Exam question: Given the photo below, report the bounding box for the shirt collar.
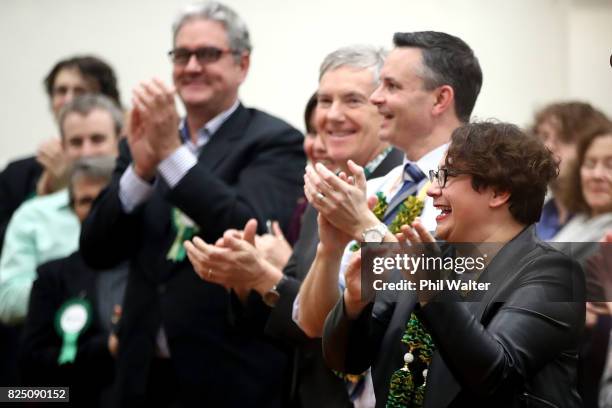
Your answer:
[402,143,449,180]
[179,99,240,148]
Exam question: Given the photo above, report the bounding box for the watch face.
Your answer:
[364,229,384,243]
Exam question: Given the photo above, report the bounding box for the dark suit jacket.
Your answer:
[80,104,306,407]
[0,156,42,254]
[323,226,586,408]
[263,148,403,408]
[20,252,115,408]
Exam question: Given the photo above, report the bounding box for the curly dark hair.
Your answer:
[445,121,559,225]
[531,101,609,144]
[44,55,121,108]
[393,31,482,123]
[559,121,612,214]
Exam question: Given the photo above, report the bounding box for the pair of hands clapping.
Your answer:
[129,78,181,181]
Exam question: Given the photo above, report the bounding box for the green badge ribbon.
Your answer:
[167,207,200,262]
[54,298,92,365]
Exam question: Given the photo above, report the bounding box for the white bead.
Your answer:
[422,369,428,379]
[404,352,414,364]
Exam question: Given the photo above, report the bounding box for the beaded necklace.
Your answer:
[386,313,435,407]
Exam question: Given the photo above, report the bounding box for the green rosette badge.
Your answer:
[167,207,200,262]
[54,298,92,365]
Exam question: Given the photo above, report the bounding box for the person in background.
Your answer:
[0,94,122,325]
[532,102,610,240]
[0,56,121,253]
[20,156,127,408]
[0,58,120,384]
[551,121,612,408]
[281,92,332,246]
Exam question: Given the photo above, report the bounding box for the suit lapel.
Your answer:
[371,148,403,179]
[197,104,249,171]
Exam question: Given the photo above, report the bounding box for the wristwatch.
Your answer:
[361,223,388,243]
[262,276,287,307]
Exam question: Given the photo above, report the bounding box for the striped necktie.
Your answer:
[383,163,426,224]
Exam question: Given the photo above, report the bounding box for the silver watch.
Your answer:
[361,223,388,243]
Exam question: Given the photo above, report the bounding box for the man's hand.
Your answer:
[255,221,292,270]
[184,219,283,295]
[36,137,69,195]
[304,160,379,241]
[127,106,158,181]
[130,78,181,180]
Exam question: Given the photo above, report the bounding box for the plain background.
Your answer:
[1,0,611,167]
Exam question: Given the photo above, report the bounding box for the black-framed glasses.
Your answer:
[168,47,236,65]
[428,168,464,188]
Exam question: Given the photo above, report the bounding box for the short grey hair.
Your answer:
[319,45,387,84]
[68,155,116,205]
[58,94,123,140]
[172,1,252,62]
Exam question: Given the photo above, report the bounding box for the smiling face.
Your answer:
[581,134,612,216]
[315,66,385,168]
[172,18,249,113]
[61,109,118,161]
[428,156,499,243]
[369,47,436,153]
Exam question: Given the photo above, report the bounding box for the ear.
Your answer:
[237,52,250,82]
[431,85,454,117]
[489,189,511,209]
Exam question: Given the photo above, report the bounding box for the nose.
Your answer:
[542,137,559,155]
[313,133,327,154]
[185,54,202,72]
[427,179,442,198]
[64,88,76,104]
[369,84,384,106]
[590,162,609,179]
[81,140,96,157]
[326,100,345,122]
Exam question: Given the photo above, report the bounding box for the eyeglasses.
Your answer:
[428,168,465,188]
[168,47,236,65]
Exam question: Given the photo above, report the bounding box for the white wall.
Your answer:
[1,0,611,168]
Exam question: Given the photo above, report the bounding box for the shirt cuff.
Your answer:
[291,293,301,325]
[158,145,197,189]
[119,166,155,213]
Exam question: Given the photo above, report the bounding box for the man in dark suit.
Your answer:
[322,122,585,407]
[79,2,305,407]
[184,45,403,407]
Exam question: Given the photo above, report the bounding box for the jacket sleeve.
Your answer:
[417,252,585,398]
[80,140,144,270]
[322,296,380,375]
